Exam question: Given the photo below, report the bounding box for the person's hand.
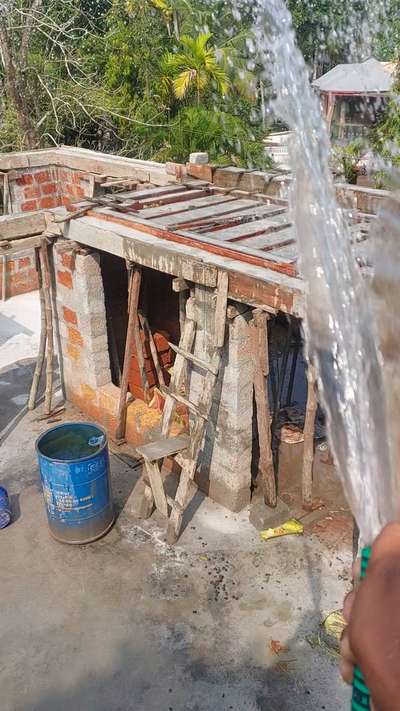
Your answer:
[340,522,400,711]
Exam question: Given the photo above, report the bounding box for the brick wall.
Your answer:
[0,250,38,298]
[53,243,162,446]
[7,165,93,214]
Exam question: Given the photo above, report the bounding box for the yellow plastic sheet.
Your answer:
[260,518,304,541]
[323,610,346,641]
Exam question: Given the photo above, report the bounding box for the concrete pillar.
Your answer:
[190,285,254,512]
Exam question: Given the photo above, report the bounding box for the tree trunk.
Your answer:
[0,22,40,148]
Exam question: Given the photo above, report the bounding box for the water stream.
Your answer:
[254,0,400,544]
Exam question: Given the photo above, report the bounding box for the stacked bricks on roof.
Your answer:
[7,166,93,214]
[0,251,38,298]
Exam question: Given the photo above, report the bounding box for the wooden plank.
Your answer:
[166,457,197,543]
[146,461,168,516]
[198,205,287,235]
[115,265,141,441]
[168,342,218,375]
[201,216,291,242]
[137,434,190,462]
[214,271,229,347]
[133,314,150,402]
[251,312,276,507]
[139,311,165,388]
[116,184,184,201]
[237,228,295,251]
[302,364,317,509]
[139,194,236,220]
[132,189,207,210]
[161,315,196,437]
[101,178,137,188]
[160,385,207,419]
[267,243,298,260]
[158,199,261,227]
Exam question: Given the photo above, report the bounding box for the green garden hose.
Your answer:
[351,546,372,710]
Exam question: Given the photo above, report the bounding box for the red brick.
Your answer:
[62,306,78,325]
[74,186,85,199]
[16,173,33,186]
[6,260,15,273]
[66,184,75,196]
[18,257,31,269]
[72,172,83,185]
[35,170,51,184]
[41,182,57,196]
[24,186,40,199]
[186,163,215,182]
[61,196,71,206]
[59,169,69,182]
[39,196,57,209]
[57,270,73,289]
[61,251,75,271]
[3,267,38,298]
[152,331,170,352]
[68,326,84,347]
[21,200,38,212]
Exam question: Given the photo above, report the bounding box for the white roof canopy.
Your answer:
[312,58,395,95]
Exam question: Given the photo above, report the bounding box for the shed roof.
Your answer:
[312,57,395,95]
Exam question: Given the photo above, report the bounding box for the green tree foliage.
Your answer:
[0,0,267,167]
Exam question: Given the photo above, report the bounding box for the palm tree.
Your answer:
[161,33,230,104]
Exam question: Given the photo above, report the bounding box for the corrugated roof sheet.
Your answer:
[312,57,395,94]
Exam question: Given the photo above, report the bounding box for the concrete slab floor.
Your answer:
[0,404,352,711]
[0,291,41,370]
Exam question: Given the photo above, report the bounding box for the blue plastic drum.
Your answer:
[0,486,11,528]
[36,422,114,544]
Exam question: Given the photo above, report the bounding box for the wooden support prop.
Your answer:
[1,254,6,301]
[302,364,317,510]
[115,264,142,441]
[160,385,207,419]
[251,311,276,507]
[28,248,47,410]
[213,271,229,347]
[133,313,150,404]
[168,342,218,375]
[138,310,165,388]
[40,239,54,415]
[161,315,196,437]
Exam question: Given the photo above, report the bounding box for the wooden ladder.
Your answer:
[136,270,229,544]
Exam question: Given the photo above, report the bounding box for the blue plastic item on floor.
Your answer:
[0,486,11,528]
[36,422,114,544]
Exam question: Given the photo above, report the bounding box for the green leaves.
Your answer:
[161,33,230,102]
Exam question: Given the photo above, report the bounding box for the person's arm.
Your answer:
[340,522,400,711]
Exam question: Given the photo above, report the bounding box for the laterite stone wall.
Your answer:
[0,250,38,298]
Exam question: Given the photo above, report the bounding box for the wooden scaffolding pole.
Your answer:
[115,263,142,441]
[251,310,277,508]
[40,238,55,415]
[28,247,47,410]
[302,363,317,509]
